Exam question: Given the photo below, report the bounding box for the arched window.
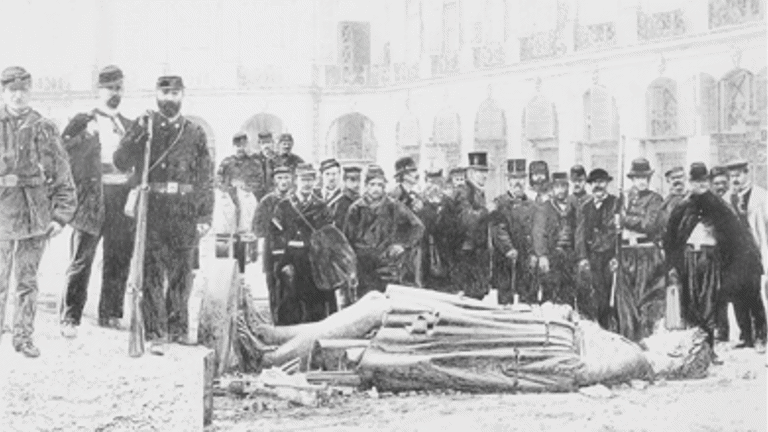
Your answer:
[584,85,620,141]
[475,98,507,198]
[428,111,461,169]
[646,78,678,137]
[326,113,377,164]
[396,113,421,164]
[719,69,755,133]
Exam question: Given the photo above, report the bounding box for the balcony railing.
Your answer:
[575,22,618,51]
[519,31,566,61]
[638,9,687,41]
[431,53,460,76]
[709,0,764,29]
[473,42,506,69]
[322,63,420,88]
[237,65,284,90]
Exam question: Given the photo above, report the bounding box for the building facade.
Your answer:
[7,0,765,197]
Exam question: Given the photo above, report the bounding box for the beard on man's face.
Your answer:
[157,100,181,118]
[106,94,121,109]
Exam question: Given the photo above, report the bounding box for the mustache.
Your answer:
[157,100,181,117]
[106,95,121,109]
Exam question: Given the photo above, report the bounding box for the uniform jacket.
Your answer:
[254,190,289,238]
[0,106,76,240]
[454,181,489,250]
[114,112,214,232]
[317,186,353,230]
[665,191,763,296]
[61,110,132,235]
[622,188,663,239]
[533,198,573,257]
[270,192,332,260]
[216,151,271,201]
[725,184,768,273]
[575,194,619,260]
[270,152,304,171]
[343,194,424,261]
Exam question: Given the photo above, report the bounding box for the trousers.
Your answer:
[0,236,47,343]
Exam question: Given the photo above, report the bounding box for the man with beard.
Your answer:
[271,133,304,173]
[665,163,763,356]
[451,152,491,300]
[448,166,467,189]
[420,169,452,290]
[528,161,550,204]
[0,66,76,357]
[489,159,535,304]
[389,156,425,286]
[344,165,424,297]
[615,158,665,341]
[60,66,134,337]
[114,75,213,355]
[270,163,335,324]
[710,166,729,197]
[575,169,619,328]
[317,158,345,228]
[254,166,294,322]
[568,165,590,210]
[724,159,767,351]
[655,166,687,244]
[534,172,576,305]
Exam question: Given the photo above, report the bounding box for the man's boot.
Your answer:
[14,339,41,358]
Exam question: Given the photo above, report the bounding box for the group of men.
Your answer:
[1,63,765,361]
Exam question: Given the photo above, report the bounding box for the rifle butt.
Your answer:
[128,283,145,357]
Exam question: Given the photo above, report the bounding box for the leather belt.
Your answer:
[148,182,193,194]
[0,174,44,187]
[288,240,306,248]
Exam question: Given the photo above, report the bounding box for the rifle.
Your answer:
[128,113,154,357]
[610,134,627,309]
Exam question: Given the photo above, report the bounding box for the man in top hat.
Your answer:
[575,169,620,328]
[344,164,424,297]
[0,66,76,357]
[489,158,536,304]
[665,163,763,356]
[450,152,492,299]
[114,75,214,354]
[59,65,135,337]
[655,166,687,246]
[254,165,295,322]
[614,157,666,341]
[709,166,729,197]
[724,158,767,351]
[269,163,335,324]
[258,132,276,161]
[533,172,577,305]
[528,160,550,204]
[271,133,304,173]
[389,156,426,286]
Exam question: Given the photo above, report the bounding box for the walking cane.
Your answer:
[511,255,518,305]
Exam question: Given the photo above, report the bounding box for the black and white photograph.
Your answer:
[0,0,766,430]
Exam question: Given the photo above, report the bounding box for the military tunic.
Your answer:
[488,193,531,304]
[575,195,619,328]
[270,192,335,325]
[270,152,304,172]
[617,188,665,342]
[343,195,424,297]
[254,190,290,322]
[0,106,76,344]
[60,109,135,326]
[114,112,213,341]
[451,181,490,300]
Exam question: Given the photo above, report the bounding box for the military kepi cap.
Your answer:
[257,131,273,141]
[570,164,587,179]
[295,163,316,178]
[1,66,31,88]
[448,166,467,176]
[507,159,526,177]
[689,162,708,181]
[344,165,362,177]
[552,172,568,183]
[272,165,293,177]
[395,156,418,176]
[365,164,387,183]
[320,158,341,172]
[278,133,294,143]
[156,75,184,90]
[98,65,123,87]
[724,158,748,171]
[468,152,489,171]
[664,166,684,178]
[232,131,248,145]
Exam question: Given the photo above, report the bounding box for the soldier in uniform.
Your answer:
[253,166,294,323]
[317,158,345,228]
[575,169,619,328]
[60,65,134,337]
[709,166,729,197]
[330,165,362,231]
[616,158,665,341]
[344,165,424,297]
[270,163,335,324]
[343,165,362,196]
[724,159,767,351]
[0,66,76,357]
[271,133,304,172]
[451,152,491,300]
[533,172,576,305]
[389,156,425,286]
[258,132,276,162]
[114,75,214,355]
[665,163,763,356]
[489,159,534,304]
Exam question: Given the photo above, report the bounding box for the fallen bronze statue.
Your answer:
[228,284,713,395]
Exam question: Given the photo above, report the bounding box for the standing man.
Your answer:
[534,172,576,305]
[709,166,729,197]
[258,132,276,161]
[451,152,491,300]
[489,159,533,304]
[114,75,213,355]
[317,158,345,227]
[0,66,76,357]
[575,169,619,329]
[568,165,590,210]
[389,156,425,286]
[708,165,731,340]
[528,160,550,204]
[724,158,767,351]
[330,165,362,231]
[665,163,763,355]
[421,169,452,290]
[344,164,424,297]
[271,133,304,173]
[253,166,294,322]
[60,65,134,336]
[270,163,335,324]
